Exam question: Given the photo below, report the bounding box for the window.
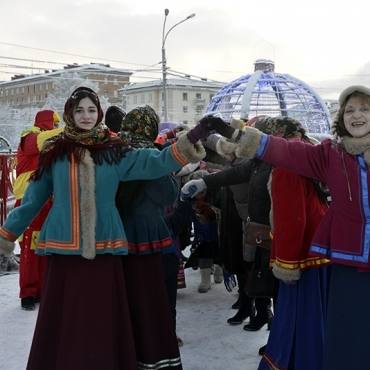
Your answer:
[148,93,152,102]
[209,94,214,101]
[182,92,188,101]
[140,94,145,103]
[183,106,188,113]
[183,120,188,125]
[133,95,137,104]
[196,93,202,99]
[196,105,204,113]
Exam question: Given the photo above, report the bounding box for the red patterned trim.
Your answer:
[262,353,286,370]
[37,156,80,251]
[171,143,189,166]
[0,227,18,242]
[96,239,128,249]
[127,237,173,254]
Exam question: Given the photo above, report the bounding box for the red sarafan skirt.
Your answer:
[26,254,182,370]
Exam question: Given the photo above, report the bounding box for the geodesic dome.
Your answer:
[206,59,331,135]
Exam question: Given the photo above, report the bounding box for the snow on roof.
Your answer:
[122,78,224,91]
[0,64,132,86]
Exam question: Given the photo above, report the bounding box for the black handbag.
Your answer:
[245,247,275,298]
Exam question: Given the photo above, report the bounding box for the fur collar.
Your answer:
[79,151,96,259]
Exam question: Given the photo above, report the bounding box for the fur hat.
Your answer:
[333,85,370,138]
[34,110,60,130]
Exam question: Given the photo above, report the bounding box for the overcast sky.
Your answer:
[1,0,370,99]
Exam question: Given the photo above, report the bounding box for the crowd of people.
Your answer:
[0,83,369,370]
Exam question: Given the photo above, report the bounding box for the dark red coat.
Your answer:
[259,135,370,270]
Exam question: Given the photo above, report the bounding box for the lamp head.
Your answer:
[164,8,169,16]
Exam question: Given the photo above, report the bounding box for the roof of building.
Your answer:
[121,78,224,92]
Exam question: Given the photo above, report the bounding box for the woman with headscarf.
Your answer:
[201,85,370,370]
[0,87,209,370]
[115,105,183,361]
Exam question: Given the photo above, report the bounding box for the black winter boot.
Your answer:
[227,292,253,325]
[231,295,241,310]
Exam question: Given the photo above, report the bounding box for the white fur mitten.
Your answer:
[234,126,264,159]
[215,138,238,160]
[176,131,206,163]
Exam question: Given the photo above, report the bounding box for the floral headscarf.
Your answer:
[252,116,308,140]
[120,105,159,148]
[62,86,110,146]
[33,87,128,179]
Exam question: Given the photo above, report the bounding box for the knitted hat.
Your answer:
[333,85,370,137]
[34,110,60,130]
[338,85,370,107]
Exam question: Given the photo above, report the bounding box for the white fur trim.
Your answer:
[79,151,96,260]
[176,132,206,163]
[0,237,15,257]
[230,118,245,130]
[215,138,238,160]
[235,127,263,159]
[272,262,301,282]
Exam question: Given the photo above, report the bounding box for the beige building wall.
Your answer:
[122,79,222,125]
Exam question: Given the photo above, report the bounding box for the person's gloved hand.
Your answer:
[186,116,215,144]
[223,271,237,292]
[180,179,207,201]
[0,236,15,257]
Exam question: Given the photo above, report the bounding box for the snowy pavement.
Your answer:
[0,266,268,370]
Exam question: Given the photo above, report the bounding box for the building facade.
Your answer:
[0,63,132,109]
[121,78,223,125]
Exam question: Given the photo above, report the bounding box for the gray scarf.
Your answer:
[342,133,370,167]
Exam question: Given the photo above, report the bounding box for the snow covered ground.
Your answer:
[0,262,268,370]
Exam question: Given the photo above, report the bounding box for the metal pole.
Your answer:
[161,10,195,122]
[162,9,169,122]
[162,45,168,122]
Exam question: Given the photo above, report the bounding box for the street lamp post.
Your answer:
[161,9,195,122]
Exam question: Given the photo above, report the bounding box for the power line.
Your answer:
[0,41,153,68]
[0,55,66,65]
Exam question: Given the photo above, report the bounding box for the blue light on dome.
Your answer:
[206,59,331,135]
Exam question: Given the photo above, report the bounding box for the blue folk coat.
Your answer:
[0,144,187,257]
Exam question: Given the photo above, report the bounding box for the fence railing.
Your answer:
[0,153,16,225]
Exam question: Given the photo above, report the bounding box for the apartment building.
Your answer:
[121,78,224,125]
[0,63,132,108]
